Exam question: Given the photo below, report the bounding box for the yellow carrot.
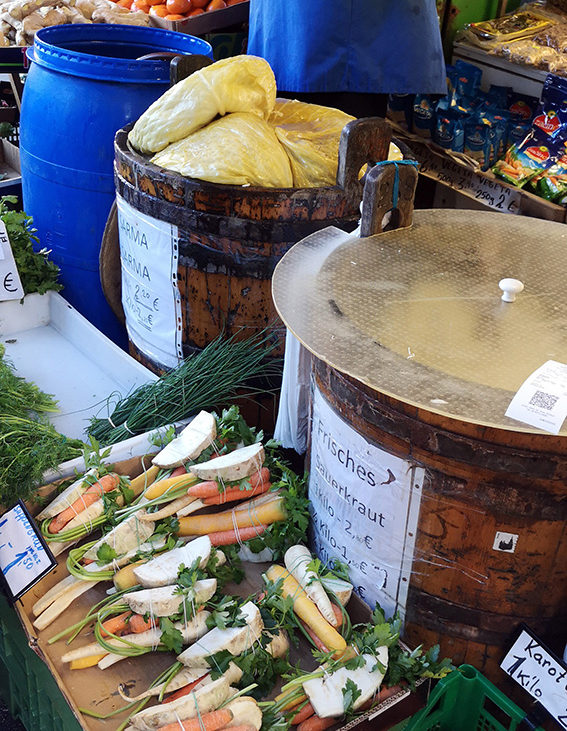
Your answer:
[265,565,346,654]
[69,653,107,670]
[130,464,160,496]
[177,495,286,537]
[144,473,197,500]
[113,559,146,591]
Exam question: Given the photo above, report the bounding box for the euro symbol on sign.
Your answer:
[364,535,373,550]
[153,298,159,311]
[3,272,17,292]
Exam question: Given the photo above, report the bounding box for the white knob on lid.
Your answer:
[499,278,524,303]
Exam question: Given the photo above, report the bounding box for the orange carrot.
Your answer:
[187,480,220,499]
[298,618,329,654]
[331,603,343,628]
[208,524,267,546]
[82,558,96,565]
[248,467,271,488]
[203,482,272,506]
[129,614,156,634]
[163,674,207,703]
[48,473,120,533]
[169,465,188,478]
[291,701,315,725]
[221,726,256,731]
[298,715,335,731]
[100,611,132,638]
[157,708,233,731]
[187,468,270,499]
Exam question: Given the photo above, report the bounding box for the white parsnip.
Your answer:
[284,545,337,626]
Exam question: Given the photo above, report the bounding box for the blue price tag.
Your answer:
[0,500,56,601]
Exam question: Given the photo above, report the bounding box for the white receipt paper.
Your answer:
[506,360,567,434]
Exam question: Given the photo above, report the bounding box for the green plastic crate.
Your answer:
[404,665,544,731]
[0,593,81,731]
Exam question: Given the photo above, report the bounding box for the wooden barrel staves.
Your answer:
[312,358,567,703]
[103,118,393,372]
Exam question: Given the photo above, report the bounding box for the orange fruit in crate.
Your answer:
[206,0,226,9]
[149,3,169,16]
[132,0,150,11]
[188,6,204,12]
[165,12,184,18]
[166,0,191,13]
[192,0,208,6]
[117,0,133,8]
[226,0,246,4]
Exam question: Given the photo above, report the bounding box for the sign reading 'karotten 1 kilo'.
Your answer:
[501,627,567,728]
[308,386,423,620]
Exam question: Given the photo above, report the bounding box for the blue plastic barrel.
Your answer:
[20,24,212,345]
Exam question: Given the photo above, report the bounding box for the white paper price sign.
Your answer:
[506,360,567,434]
[308,386,423,619]
[418,147,521,215]
[0,501,56,601]
[0,219,24,301]
[117,195,183,369]
[501,628,567,728]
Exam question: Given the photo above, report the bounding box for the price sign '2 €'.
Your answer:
[0,219,24,301]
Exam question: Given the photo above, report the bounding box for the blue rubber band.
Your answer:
[373,159,419,209]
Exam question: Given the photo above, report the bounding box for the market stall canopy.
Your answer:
[272,209,567,433]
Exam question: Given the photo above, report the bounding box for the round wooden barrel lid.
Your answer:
[272,208,567,433]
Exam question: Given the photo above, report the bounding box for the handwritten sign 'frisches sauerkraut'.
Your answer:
[308,386,423,620]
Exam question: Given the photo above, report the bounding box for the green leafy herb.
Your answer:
[246,463,310,561]
[159,617,184,655]
[0,196,61,295]
[206,546,244,589]
[96,543,118,563]
[0,346,83,505]
[206,595,246,631]
[342,678,362,715]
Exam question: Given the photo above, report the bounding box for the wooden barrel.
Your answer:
[312,357,567,703]
[105,118,393,372]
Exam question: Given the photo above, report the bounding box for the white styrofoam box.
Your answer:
[452,42,547,98]
[0,292,157,441]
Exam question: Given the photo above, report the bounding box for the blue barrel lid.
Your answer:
[27,23,212,82]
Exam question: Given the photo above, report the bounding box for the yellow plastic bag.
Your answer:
[151,112,293,188]
[269,98,354,187]
[129,55,277,155]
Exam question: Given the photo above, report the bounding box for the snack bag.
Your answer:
[534,142,567,202]
[413,95,437,138]
[434,111,465,152]
[464,117,492,169]
[507,92,538,122]
[493,132,557,186]
[453,59,482,100]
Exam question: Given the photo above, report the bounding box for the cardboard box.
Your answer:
[13,453,422,731]
[0,137,20,188]
[150,1,248,36]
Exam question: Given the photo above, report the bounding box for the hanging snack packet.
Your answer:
[485,110,510,164]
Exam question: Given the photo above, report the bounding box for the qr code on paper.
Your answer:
[529,390,559,411]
